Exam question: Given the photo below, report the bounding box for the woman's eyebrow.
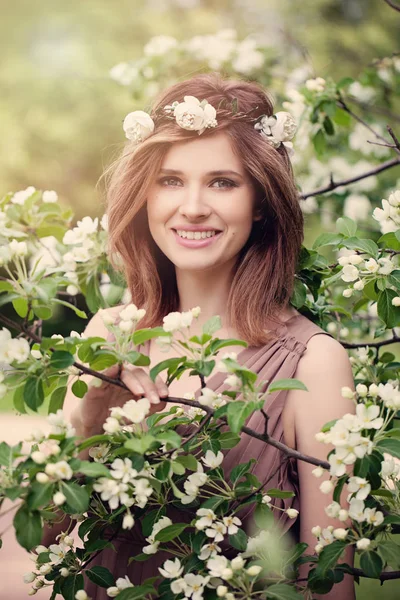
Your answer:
[159,168,244,178]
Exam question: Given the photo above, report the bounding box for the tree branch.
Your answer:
[0,313,330,470]
[383,0,400,12]
[300,156,400,200]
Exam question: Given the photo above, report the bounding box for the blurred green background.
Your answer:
[1,1,399,598]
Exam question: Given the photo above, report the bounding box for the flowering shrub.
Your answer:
[1,26,400,600]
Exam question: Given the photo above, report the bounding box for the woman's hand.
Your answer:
[70,363,169,438]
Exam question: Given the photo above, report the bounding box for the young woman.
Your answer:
[62,73,356,598]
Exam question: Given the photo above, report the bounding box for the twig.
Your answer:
[341,335,400,349]
[383,0,400,12]
[300,156,400,200]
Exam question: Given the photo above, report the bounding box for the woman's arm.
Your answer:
[287,334,357,600]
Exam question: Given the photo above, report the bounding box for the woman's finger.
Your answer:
[121,367,160,404]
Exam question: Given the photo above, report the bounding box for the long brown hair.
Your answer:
[102,72,303,346]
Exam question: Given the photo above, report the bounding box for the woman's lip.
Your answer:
[172,229,223,248]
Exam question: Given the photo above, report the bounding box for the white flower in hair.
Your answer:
[123,110,155,143]
[254,111,297,156]
[169,95,218,135]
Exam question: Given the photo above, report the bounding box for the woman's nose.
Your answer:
[178,186,211,219]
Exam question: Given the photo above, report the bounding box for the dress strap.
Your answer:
[282,313,334,347]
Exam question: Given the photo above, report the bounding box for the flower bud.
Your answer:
[36,472,49,484]
[311,526,321,537]
[341,387,355,399]
[39,564,52,575]
[312,466,325,478]
[23,572,37,584]
[319,480,334,494]
[342,288,353,298]
[75,591,89,600]
[221,568,233,580]
[286,508,299,519]
[356,383,368,397]
[31,451,46,465]
[356,538,371,550]
[53,491,66,506]
[338,509,349,521]
[333,528,348,540]
[231,555,245,570]
[60,568,70,577]
[392,297,400,307]
[217,586,228,597]
[122,514,135,530]
[246,565,262,576]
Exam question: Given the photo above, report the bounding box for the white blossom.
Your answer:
[159,557,184,579]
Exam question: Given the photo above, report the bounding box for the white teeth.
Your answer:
[176,230,217,239]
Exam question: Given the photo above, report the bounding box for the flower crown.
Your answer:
[122,95,297,156]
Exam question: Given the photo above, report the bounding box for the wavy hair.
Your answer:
[102,72,303,346]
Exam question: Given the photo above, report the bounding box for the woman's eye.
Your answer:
[158,177,237,189]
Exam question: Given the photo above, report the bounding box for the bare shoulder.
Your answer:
[83,305,123,338]
[283,334,355,441]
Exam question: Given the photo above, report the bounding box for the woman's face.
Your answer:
[146,131,259,275]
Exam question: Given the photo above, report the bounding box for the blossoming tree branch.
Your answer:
[1,27,400,600]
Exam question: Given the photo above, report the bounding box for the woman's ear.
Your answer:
[253,210,263,222]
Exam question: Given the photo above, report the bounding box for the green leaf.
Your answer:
[377,289,400,328]
[312,129,326,156]
[207,338,247,356]
[376,438,400,459]
[227,400,257,434]
[154,523,187,542]
[155,459,171,481]
[50,350,75,369]
[124,434,156,454]
[49,386,67,414]
[316,541,347,575]
[171,460,185,475]
[291,279,307,309]
[24,377,45,411]
[312,232,344,250]
[377,541,400,569]
[85,566,115,588]
[229,528,248,551]
[174,454,198,471]
[0,441,12,466]
[0,281,14,293]
[254,503,274,529]
[117,584,157,600]
[156,430,182,449]
[0,292,20,308]
[266,583,303,599]
[336,216,357,237]
[85,274,105,313]
[359,551,383,578]
[342,237,379,257]
[266,488,295,499]
[230,459,255,485]
[12,297,29,318]
[33,304,53,320]
[78,461,110,478]
[13,506,42,551]
[90,351,118,371]
[71,380,88,398]
[149,357,186,382]
[13,384,27,414]
[378,232,400,251]
[27,482,54,510]
[60,481,89,513]
[203,315,222,336]
[133,327,169,346]
[218,431,241,449]
[60,573,84,600]
[267,378,308,393]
